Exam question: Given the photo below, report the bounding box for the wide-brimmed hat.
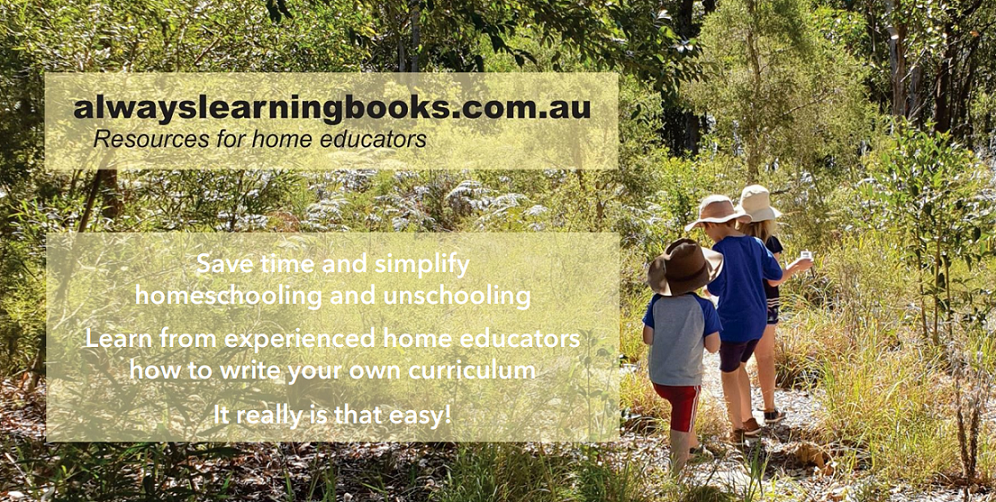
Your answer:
[736,185,782,222]
[647,238,724,296]
[684,194,752,231]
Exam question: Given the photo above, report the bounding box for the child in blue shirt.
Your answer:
[642,238,722,475]
[686,195,783,442]
[735,185,813,424]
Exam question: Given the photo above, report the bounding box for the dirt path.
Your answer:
[629,352,976,501]
[2,371,984,501]
[680,352,826,493]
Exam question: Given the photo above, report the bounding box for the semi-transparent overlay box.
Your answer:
[46,232,620,442]
[46,73,618,171]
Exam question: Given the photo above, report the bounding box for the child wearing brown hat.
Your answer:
[686,194,783,443]
[735,185,813,424]
[643,238,723,475]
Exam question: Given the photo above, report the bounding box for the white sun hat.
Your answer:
[736,185,782,222]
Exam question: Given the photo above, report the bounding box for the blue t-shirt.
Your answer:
[707,235,783,342]
[643,293,722,336]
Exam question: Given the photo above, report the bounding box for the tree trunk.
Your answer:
[676,0,700,155]
[410,0,420,72]
[744,0,763,181]
[933,228,942,345]
[100,169,122,218]
[952,38,980,138]
[933,0,984,135]
[79,170,105,233]
[885,0,908,117]
[398,36,407,72]
[933,36,956,133]
[43,165,115,391]
[684,112,701,156]
[676,0,694,36]
[908,64,924,124]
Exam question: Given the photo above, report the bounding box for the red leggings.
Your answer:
[652,383,700,433]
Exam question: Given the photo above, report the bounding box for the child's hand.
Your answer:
[790,257,814,272]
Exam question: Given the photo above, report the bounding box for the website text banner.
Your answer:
[46,232,620,442]
[45,73,618,171]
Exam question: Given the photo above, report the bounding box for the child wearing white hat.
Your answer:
[735,185,813,424]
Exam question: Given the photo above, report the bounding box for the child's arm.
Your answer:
[641,295,658,345]
[766,253,813,286]
[700,297,723,353]
[760,243,784,282]
[705,267,723,298]
[704,333,720,353]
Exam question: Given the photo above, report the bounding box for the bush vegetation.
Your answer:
[2,0,996,500]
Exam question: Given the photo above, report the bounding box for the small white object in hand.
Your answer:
[800,250,813,260]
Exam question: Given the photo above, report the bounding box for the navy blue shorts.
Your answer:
[719,339,760,373]
[767,305,780,325]
[766,297,781,325]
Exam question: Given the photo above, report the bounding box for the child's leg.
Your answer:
[653,383,698,475]
[755,324,778,412]
[670,429,691,475]
[689,418,699,449]
[688,385,702,450]
[738,338,761,422]
[720,370,742,429]
[669,386,698,475]
[737,363,753,421]
[719,341,748,430]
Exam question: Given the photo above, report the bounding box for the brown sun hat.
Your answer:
[736,185,782,222]
[684,194,752,231]
[647,238,724,296]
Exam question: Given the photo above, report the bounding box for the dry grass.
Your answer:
[818,325,957,485]
[620,290,650,364]
[777,232,996,489]
[620,366,728,439]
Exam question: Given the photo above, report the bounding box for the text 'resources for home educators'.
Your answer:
[45,73,618,172]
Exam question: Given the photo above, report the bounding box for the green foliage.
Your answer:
[0,230,44,371]
[969,89,996,156]
[819,322,959,486]
[1,0,996,495]
[433,444,662,502]
[687,0,873,188]
[0,0,369,373]
[433,444,571,502]
[4,442,241,501]
[864,122,996,343]
[812,5,869,55]
[5,0,365,73]
[314,0,699,88]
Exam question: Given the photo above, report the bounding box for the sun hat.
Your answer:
[736,185,782,222]
[684,194,752,231]
[647,238,724,296]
